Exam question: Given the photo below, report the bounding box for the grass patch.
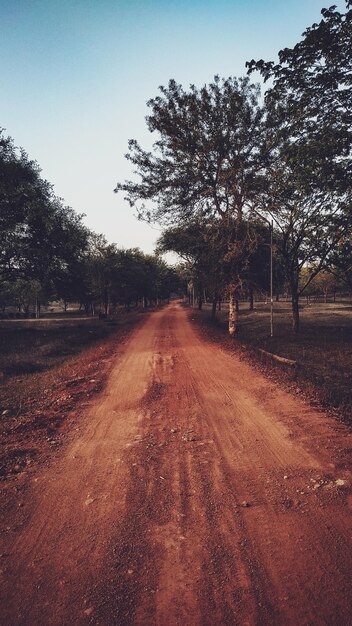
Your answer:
[0,309,148,480]
[0,311,145,413]
[193,300,352,424]
[0,315,136,378]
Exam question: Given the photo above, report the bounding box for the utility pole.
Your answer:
[270,220,273,338]
[252,210,274,337]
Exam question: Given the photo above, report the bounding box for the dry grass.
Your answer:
[0,311,145,413]
[194,299,352,423]
[0,310,147,479]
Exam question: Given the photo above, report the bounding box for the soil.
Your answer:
[0,313,143,481]
[190,305,352,428]
[198,299,352,420]
[1,302,352,625]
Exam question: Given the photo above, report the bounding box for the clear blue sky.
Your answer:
[0,0,341,253]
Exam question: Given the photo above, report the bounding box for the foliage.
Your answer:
[0,130,89,309]
[247,1,352,194]
[246,2,352,331]
[256,172,350,330]
[115,76,265,225]
[156,220,224,305]
[77,235,180,313]
[327,235,352,293]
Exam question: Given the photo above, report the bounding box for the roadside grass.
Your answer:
[193,299,352,424]
[0,311,145,413]
[0,309,149,479]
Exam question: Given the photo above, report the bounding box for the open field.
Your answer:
[0,315,130,379]
[194,299,352,424]
[0,311,146,410]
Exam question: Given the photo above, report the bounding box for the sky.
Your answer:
[0,0,342,254]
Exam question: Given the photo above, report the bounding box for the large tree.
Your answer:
[157,218,267,321]
[246,2,352,332]
[115,76,266,334]
[247,1,352,195]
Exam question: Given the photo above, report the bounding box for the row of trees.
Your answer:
[0,130,87,314]
[300,266,351,303]
[0,130,180,317]
[70,236,180,316]
[156,217,278,316]
[116,2,352,334]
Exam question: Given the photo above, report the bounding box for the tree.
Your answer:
[115,76,266,335]
[0,130,89,315]
[48,201,89,307]
[307,269,339,302]
[156,220,222,312]
[77,236,178,315]
[246,2,352,332]
[253,167,350,331]
[0,131,48,284]
[327,235,352,296]
[0,279,43,316]
[157,217,271,324]
[247,1,352,195]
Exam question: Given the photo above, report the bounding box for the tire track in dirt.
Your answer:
[174,307,352,625]
[0,312,162,626]
[91,304,352,625]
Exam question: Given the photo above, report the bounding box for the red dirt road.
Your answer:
[1,303,352,626]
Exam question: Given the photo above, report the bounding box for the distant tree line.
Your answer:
[116,1,352,334]
[0,130,180,317]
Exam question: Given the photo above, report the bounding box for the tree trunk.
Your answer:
[292,290,300,334]
[198,292,202,310]
[104,288,109,316]
[218,296,221,311]
[211,295,217,320]
[228,284,238,336]
[35,298,40,319]
[249,287,254,311]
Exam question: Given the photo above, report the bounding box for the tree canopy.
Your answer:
[0,130,89,301]
[0,130,179,317]
[116,76,268,334]
[247,1,352,195]
[115,76,265,225]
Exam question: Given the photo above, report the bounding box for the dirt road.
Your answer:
[1,303,352,626]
